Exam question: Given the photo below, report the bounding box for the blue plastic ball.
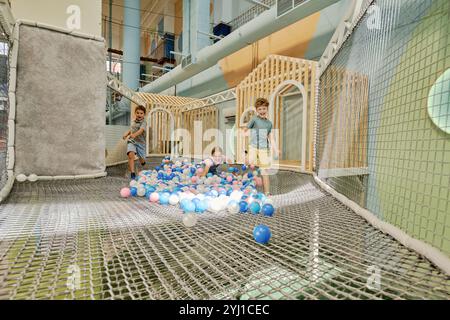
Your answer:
[180,199,190,209]
[239,201,249,213]
[195,201,208,213]
[248,172,253,179]
[159,193,170,205]
[207,173,213,178]
[253,225,271,244]
[241,165,247,171]
[262,204,275,217]
[183,200,196,213]
[249,202,261,215]
[155,166,161,171]
[130,187,138,197]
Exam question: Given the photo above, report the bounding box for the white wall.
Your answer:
[11,0,102,37]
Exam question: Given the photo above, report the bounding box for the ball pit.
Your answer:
[120,159,276,242]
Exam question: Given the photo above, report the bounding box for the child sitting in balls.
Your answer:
[243,98,279,196]
[200,146,231,177]
[123,105,147,180]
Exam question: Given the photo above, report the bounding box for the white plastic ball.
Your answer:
[210,199,222,213]
[130,180,138,187]
[182,213,198,228]
[28,174,38,182]
[137,187,146,197]
[227,201,239,214]
[169,194,180,205]
[230,191,243,202]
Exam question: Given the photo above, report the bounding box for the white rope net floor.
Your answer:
[0,159,448,300]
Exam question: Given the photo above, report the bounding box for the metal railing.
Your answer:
[228,0,276,31]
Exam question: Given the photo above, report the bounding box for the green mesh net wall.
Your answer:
[317,0,450,254]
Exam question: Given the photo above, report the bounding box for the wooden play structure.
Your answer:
[317,66,369,177]
[135,93,218,159]
[236,55,318,172]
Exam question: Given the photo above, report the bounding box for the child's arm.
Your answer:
[199,159,212,177]
[130,128,145,139]
[123,130,131,140]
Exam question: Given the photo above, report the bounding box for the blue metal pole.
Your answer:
[122,0,141,90]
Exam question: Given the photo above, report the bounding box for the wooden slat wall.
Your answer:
[236,55,318,172]
[317,65,369,170]
[131,93,217,157]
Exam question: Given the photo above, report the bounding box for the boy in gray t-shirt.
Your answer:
[244,98,279,195]
[123,105,147,180]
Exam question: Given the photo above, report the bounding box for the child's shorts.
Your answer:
[127,142,146,159]
[248,146,272,169]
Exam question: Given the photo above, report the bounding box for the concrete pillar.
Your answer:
[122,0,141,90]
[182,0,211,56]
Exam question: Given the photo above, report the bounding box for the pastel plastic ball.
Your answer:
[137,187,146,197]
[253,225,271,244]
[191,176,198,183]
[195,200,208,213]
[129,180,138,187]
[169,194,180,205]
[159,193,170,205]
[120,188,131,198]
[263,198,274,206]
[149,192,159,203]
[249,201,261,215]
[183,213,198,228]
[210,199,222,213]
[183,201,196,213]
[239,201,249,213]
[227,201,240,214]
[130,187,138,197]
[197,168,204,175]
[262,204,275,217]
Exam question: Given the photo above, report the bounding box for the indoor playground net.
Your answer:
[0,0,449,300]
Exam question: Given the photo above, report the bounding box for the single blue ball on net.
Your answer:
[241,165,247,171]
[253,225,271,244]
[130,187,138,197]
[239,201,249,213]
[249,202,261,215]
[262,204,275,217]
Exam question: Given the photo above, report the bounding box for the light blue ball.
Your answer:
[249,202,261,215]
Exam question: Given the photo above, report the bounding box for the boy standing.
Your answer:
[244,98,279,195]
[123,105,147,180]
